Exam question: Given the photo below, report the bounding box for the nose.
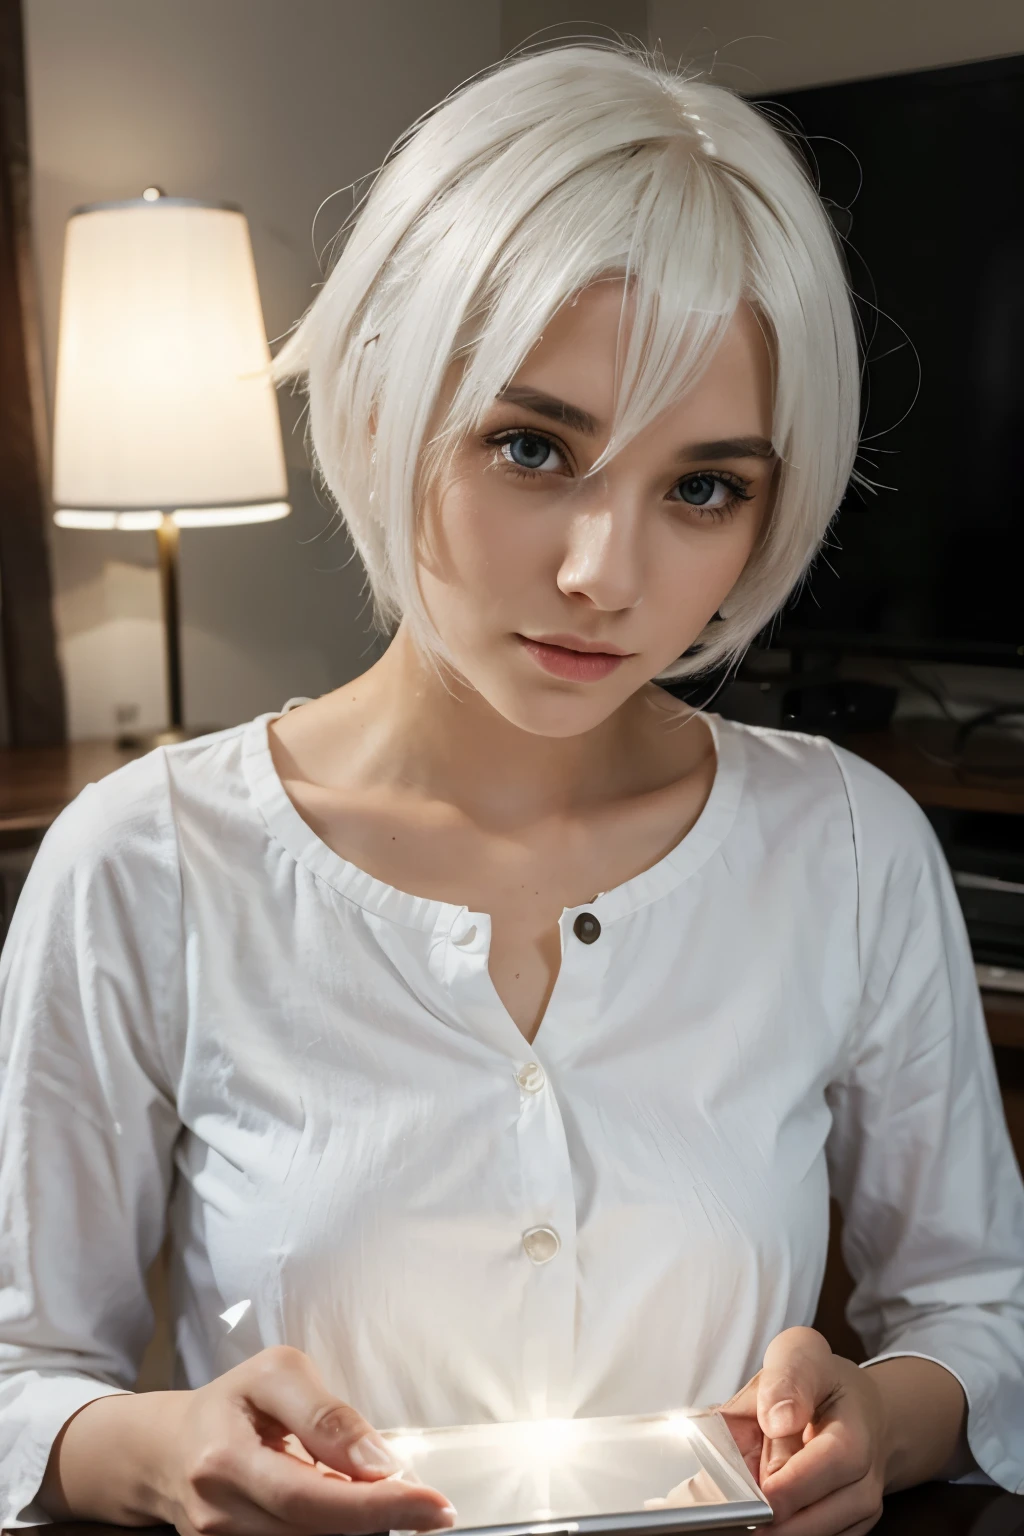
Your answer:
[556,490,644,612]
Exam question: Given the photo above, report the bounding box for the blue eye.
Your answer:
[498,432,563,473]
[670,471,754,519]
[678,474,724,506]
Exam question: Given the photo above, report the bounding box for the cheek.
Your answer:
[642,518,762,644]
[422,475,559,606]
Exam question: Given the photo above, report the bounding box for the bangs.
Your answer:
[430,138,749,483]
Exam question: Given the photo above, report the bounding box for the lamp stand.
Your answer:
[157,512,185,734]
[116,514,215,750]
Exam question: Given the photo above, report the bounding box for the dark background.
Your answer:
[763,53,1024,666]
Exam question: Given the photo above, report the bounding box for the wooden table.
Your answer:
[30,1485,1024,1536]
[0,739,144,838]
[850,724,1024,816]
[849,726,1024,1055]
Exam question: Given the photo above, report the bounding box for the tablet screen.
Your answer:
[383,1409,772,1536]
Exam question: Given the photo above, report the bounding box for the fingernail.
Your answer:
[765,1400,797,1436]
[766,1455,786,1476]
[350,1432,401,1474]
[436,1503,458,1528]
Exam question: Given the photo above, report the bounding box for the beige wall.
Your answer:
[25,0,502,739]
[649,0,1024,92]
[501,0,648,53]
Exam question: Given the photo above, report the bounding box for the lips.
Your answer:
[516,634,631,682]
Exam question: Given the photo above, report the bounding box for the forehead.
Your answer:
[506,283,774,442]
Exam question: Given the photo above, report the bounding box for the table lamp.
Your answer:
[51,188,290,746]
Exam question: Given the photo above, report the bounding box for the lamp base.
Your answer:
[117,724,221,751]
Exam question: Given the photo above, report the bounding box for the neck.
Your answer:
[313,624,701,827]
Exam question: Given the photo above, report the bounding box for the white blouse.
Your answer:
[1,708,1023,1524]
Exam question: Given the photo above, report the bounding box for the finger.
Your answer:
[762,1418,871,1524]
[767,1468,883,1536]
[235,1346,406,1480]
[758,1328,836,1440]
[719,1373,760,1417]
[180,1496,292,1536]
[201,1431,455,1536]
[762,1431,804,1481]
[177,1471,295,1536]
[718,1410,763,1484]
[246,1449,456,1535]
[644,1468,724,1510]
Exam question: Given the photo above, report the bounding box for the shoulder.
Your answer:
[717,717,949,929]
[27,719,256,899]
[718,718,956,993]
[720,716,937,871]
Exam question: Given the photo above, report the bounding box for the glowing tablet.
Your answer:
[384,1409,773,1536]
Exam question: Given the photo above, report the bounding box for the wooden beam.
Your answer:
[0,0,66,745]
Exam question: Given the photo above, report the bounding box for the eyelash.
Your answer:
[484,427,755,522]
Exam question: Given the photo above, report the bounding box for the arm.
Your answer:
[863,1355,971,1490]
[0,771,182,1526]
[38,1351,456,1531]
[721,755,1024,1530]
[824,748,1024,1492]
[3,772,455,1536]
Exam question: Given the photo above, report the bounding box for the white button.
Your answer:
[515,1062,546,1093]
[453,924,477,947]
[522,1225,560,1264]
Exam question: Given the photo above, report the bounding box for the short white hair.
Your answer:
[273,43,860,679]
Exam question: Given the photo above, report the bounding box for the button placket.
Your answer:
[436,903,587,1419]
[548,905,612,1042]
[435,910,527,1055]
[514,1048,576,1419]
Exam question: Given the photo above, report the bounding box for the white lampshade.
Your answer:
[52,194,289,526]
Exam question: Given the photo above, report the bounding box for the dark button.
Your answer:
[573,911,601,944]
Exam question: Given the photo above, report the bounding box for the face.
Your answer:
[416,281,777,738]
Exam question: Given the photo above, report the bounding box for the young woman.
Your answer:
[2,42,1023,1536]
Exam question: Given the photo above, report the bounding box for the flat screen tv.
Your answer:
[756,53,1024,667]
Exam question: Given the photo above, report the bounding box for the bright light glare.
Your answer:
[54,502,290,532]
[507,1417,579,1460]
[663,1413,696,1439]
[54,510,117,530]
[387,1434,425,1462]
[117,510,164,531]
[56,509,164,531]
[218,1299,252,1332]
[173,501,290,528]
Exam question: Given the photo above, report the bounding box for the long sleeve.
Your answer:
[0,757,184,1525]
[825,746,1024,1494]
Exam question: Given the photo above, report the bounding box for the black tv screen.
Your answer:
[758,54,1024,666]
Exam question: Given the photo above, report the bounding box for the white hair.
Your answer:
[273,43,860,679]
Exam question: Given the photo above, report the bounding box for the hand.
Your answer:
[44,1345,456,1536]
[719,1327,886,1536]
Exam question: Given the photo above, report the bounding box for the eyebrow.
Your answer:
[494,386,776,462]
[496,385,599,435]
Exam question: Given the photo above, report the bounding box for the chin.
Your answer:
[475,672,635,738]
